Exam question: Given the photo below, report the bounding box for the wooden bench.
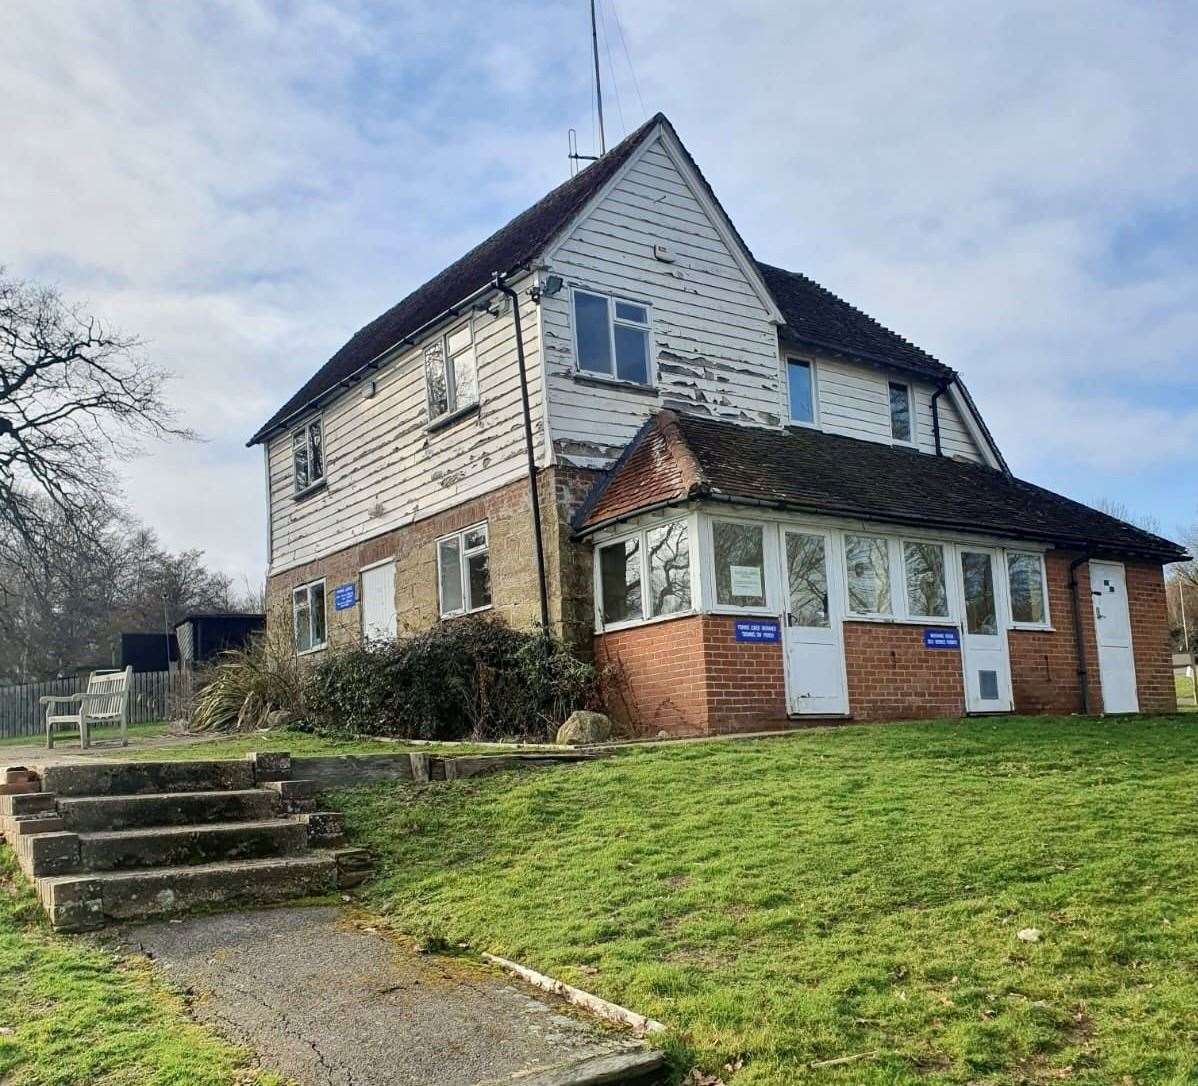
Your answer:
[40,667,133,749]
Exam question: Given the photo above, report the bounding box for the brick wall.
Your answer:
[701,616,789,733]
[842,622,966,720]
[1125,560,1176,714]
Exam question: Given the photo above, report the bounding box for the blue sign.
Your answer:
[923,627,960,649]
[333,583,357,611]
[734,619,780,643]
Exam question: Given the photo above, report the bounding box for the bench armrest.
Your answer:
[39,693,85,707]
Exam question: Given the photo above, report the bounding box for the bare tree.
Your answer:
[0,268,192,563]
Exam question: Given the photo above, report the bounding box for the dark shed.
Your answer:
[174,613,265,668]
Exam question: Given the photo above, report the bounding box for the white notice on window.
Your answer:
[729,565,762,597]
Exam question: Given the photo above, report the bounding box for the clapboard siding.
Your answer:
[268,278,543,573]
[543,135,782,468]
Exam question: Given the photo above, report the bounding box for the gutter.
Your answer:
[1068,553,1094,715]
[930,381,948,456]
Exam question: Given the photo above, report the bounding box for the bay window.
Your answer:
[845,534,892,616]
[437,523,491,618]
[712,520,767,609]
[573,289,651,385]
[1007,551,1048,625]
[292,579,327,653]
[598,519,692,627]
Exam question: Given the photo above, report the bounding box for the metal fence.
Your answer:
[0,670,177,739]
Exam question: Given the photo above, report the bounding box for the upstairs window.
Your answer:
[437,523,491,618]
[787,358,815,425]
[889,381,913,443]
[426,321,479,422]
[292,417,325,495]
[292,579,327,653]
[573,290,651,385]
[1007,552,1048,625]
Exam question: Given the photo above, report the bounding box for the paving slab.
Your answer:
[117,906,658,1086]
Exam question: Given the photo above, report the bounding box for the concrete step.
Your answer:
[77,819,309,872]
[40,760,254,798]
[39,854,339,931]
[58,789,280,832]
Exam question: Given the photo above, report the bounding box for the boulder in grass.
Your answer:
[555,710,613,745]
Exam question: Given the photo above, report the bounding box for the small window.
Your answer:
[903,541,949,618]
[437,523,491,618]
[787,358,815,425]
[713,520,767,608]
[573,290,651,385]
[1007,552,1048,625]
[597,519,692,627]
[292,418,325,494]
[845,534,892,615]
[426,320,479,421]
[889,381,912,442]
[292,580,327,653]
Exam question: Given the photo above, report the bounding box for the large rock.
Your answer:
[555,711,613,745]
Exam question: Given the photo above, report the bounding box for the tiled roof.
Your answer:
[575,411,1186,561]
[249,114,668,444]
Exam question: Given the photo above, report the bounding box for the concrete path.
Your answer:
[117,906,659,1086]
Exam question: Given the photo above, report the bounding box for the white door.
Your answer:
[782,530,849,715]
[1090,560,1139,713]
[360,561,397,641]
[957,547,1014,712]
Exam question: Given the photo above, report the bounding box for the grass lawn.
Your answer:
[0,722,172,748]
[1177,674,1196,710]
[0,852,280,1086]
[339,715,1198,1085]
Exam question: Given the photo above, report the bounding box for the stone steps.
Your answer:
[0,754,370,931]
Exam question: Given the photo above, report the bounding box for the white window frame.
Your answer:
[593,517,696,632]
[887,379,916,446]
[292,578,327,655]
[1004,549,1052,630]
[785,355,820,428]
[570,287,654,387]
[291,416,326,496]
[426,317,479,424]
[703,515,777,616]
[437,522,492,619]
[900,538,952,621]
[843,533,896,619]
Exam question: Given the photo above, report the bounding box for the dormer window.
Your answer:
[573,289,651,385]
[292,417,325,495]
[888,381,913,443]
[426,320,478,422]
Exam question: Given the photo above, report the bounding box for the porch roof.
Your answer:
[573,411,1187,562]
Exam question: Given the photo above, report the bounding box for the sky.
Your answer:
[3,0,1196,587]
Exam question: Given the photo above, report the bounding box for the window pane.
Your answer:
[1008,553,1046,624]
[310,584,326,646]
[426,345,449,417]
[904,542,948,617]
[574,292,612,374]
[788,360,814,424]
[647,522,691,617]
[614,324,649,384]
[293,430,310,491]
[713,521,766,608]
[452,346,478,408]
[786,532,829,627]
[308,420,324,481]
[961,551,997,634]
[615,301,647,324]
[889,382,911,441]
[293,592,311,652]
[446,325,471,356]
[463,526,487,551]
[845,535,891,615]
[599,538,642,624]
[467,550,491,610]
[438,538,463,615]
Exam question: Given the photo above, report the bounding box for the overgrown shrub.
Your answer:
[302,616,599,741]
[189,626,304,733]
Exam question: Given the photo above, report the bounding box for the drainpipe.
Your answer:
[1068,553,1093,715]
[492,273,551,633]
[930,381,948,456]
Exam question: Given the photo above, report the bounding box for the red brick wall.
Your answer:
[842,622,966,720]
[1008,550,1103,715]
[701,616,789,733]
[1125,560,1176,714]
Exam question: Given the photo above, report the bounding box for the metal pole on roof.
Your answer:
[591,0,606,155]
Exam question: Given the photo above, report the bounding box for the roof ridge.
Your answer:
[655,408,707,494]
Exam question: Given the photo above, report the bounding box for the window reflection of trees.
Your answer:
[961,552,997,634]
[714,522,765,605]
[845,535,890,614]
[904,542,948,617]
[786,533,828,627]
[647,521,690,617]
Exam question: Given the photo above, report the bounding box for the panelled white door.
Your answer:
[781,529,849,715]
[1089,560,1139,713]
[957,547,1014,712]
[360,561,397,641]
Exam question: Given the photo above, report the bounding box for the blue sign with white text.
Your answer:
[334,583,357,611]
[923,627,960,649]
[735,620,780,643]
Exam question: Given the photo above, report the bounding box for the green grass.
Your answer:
[0,722,171,748]
[1177,673,1196,710]
[338,715,1198,1085]
[0,852,281,1085]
